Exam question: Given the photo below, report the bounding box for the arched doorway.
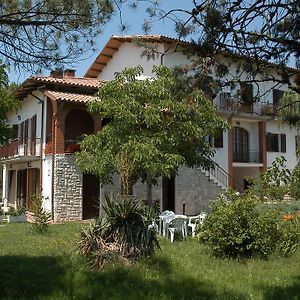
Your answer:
[65,109,94,145]
[65,109,99,219]
[233,127,249,162]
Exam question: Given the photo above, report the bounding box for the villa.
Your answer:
[0,35,298,221]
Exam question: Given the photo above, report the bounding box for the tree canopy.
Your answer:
[140,1,300,91]
[0,64,19,143]
[76,65,227,195]
[0,0,117,72]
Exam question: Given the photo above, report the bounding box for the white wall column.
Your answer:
[2,163,9,202]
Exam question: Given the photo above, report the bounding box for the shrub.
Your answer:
[246,156,291,202]
[277,213,300,256]
[199,193,279,259]
[7,206,25,216]
[31,195,51,234]
[78,194,160,269]
[290,162,300,201]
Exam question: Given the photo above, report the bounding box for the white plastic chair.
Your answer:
[168,217,188,242]
[159,211,175,236]
[188,212,207,237]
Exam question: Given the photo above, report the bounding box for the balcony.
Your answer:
[233,149,261,163]
[0,138,41,160]
[214,93,276,116]
[65,140,80,153]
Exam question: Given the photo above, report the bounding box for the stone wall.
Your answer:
[53,154,82,221]
[176,167,223,215]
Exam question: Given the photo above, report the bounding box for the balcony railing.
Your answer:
[65,139,80,153]
[214,93,276,116]
[0,138,41,159]
[233,149,261,163]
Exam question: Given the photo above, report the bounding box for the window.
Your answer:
[214,128,223,148]
[280,134,286,153]
[266,133,279,152]
[240,83,254,104]
[233,127,249,162]
[273,89,284,107]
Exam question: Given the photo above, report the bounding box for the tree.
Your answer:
[76,65,227,201]
[0,63,19,143]
[139,0,300,94]
[0,0,118,72]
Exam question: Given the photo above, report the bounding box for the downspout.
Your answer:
[30,91,45,199]
[51,101,64,220]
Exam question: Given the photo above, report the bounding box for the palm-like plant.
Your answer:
[78,194,160,269]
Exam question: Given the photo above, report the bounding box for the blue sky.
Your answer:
[9,0,194,83]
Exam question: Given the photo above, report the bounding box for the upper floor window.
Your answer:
[266,133,286,152]
[214,128,223,148]
[240,83,254,105]
[273,89,284,107]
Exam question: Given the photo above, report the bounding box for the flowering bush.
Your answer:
[278,214,300,256]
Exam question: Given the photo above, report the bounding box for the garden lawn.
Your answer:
[0,223,300,300]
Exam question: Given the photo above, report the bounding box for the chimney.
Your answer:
[50,69,63,78]
[64,69,76,77]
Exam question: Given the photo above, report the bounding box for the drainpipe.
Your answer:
[51,101,64,220]
[30,92,45,200]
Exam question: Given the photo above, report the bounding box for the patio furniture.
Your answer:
[159,211,175,236]
[188,212,207,237]
[168,217,188,242]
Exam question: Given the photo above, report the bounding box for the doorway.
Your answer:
[82,174,100,220]
[162,176,175,212]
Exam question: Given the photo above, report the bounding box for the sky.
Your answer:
[9,0,194,84]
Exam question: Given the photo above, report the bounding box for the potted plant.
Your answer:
[7,206,27,223]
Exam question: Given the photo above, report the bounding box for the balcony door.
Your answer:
[233,127,249,162]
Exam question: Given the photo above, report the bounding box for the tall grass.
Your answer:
[0,223,300,299]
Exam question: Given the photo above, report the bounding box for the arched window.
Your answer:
[233,127,249,162]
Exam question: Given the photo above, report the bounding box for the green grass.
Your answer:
[1,223,300,300]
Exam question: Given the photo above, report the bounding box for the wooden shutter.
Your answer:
[214,128,223,148]
[280,134,286,153]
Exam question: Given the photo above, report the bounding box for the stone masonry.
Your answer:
[53,154,83,221]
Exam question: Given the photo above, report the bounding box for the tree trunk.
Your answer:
[146,174,153,206]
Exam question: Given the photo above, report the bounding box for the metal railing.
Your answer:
[208,164,228,188]
[201,158,244,191]
[214,93,276,116]
[0,138,41,159]
[233,149,261,163]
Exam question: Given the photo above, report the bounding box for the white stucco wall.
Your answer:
[213,127,229,173]
[7,91,45,138]
[266,120,298,169]
[99,42,163,80]
[42,156,52,212]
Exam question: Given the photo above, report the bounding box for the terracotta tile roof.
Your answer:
[85,34,299,78]
[45,90,98,103]
[31,76,101,88]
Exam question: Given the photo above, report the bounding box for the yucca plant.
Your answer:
[77,194,160,269]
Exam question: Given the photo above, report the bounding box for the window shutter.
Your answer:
[214,128,223,148]
[266,133,272,151]
[280,134,286,153]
